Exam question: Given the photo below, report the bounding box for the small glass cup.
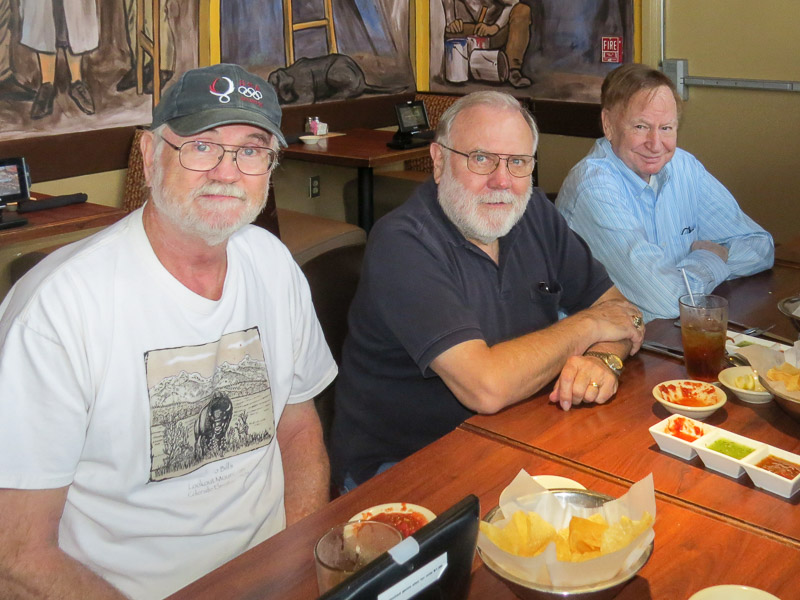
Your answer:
[679,294,729,382]
[314,520,402,594]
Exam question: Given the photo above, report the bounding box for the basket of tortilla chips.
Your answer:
[477,471,655,599]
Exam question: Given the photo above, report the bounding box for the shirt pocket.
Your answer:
[529,280,562,323]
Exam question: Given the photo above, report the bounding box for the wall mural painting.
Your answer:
[0,0,198,141]
[221,0,415,106]
[429,0,633,102]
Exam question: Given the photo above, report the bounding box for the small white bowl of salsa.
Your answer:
[741,445,800,498]
[692,430,763,478]
[652,379,727,420]
[649,415,716,460]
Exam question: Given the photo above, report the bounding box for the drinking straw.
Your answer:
[680,268,695,305]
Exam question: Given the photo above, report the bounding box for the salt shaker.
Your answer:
[306,116,321,135]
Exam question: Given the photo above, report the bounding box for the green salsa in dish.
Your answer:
[707,438,755,460]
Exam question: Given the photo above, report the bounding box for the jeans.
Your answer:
[340,461,397,495]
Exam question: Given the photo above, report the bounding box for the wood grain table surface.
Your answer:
[169,429,798,600]
[466,265,800,547]
[282,128,431,232]
[282,128,430,169]
[0,200,126,245]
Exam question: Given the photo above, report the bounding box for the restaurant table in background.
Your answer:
[0,198,128,299]
[282,128,431,232]
[168,428,797,600]
[0,198,125,245]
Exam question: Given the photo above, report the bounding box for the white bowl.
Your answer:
[741,445,800,498]
[718,366,773,404]
[649,415,716,460]
[299,134,322,144]
[349,503,436,537]
[652,380,727,420]
[689,585,780,600]
[692,430,763,478]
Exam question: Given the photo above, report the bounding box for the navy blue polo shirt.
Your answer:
[330,179,612,486]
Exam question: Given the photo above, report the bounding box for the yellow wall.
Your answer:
[659,0,800,245]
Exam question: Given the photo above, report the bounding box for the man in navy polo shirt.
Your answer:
[331,91,646,490]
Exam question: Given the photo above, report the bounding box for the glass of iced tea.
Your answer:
[679,294,729,382]
[314,520,402,594]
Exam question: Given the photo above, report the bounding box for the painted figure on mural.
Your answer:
[441,0,532,88]
[0,0,34,101]
[117,0,175,94]
[19,0,98,119]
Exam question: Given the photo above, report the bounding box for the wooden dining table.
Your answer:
[168,261,800,599]
[168,429,797,600]
[282,128,431,232]
[467,263,800,546]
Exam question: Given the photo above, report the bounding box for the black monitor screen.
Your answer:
[395,101,430,134]
[320,495,479,600]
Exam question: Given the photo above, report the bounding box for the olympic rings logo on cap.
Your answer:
[209,76,235,103]
[238,85,262,100]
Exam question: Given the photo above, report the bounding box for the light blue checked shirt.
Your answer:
[556,138,774,322]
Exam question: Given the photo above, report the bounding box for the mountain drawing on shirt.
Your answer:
[149,355,268,408]
[145,328,275,482]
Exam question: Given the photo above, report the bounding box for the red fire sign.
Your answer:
[602,37,623,63]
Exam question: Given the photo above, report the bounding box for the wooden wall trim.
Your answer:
[530,100,602,139]
[0,92,599,184]
[0,127,139,184]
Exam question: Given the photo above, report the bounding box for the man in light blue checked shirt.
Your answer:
[556,63,773,322]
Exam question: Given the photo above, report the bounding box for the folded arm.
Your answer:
[430,286,643,414]
[277,400,330,526]
[0,487,126,599]
[561,164,773,321]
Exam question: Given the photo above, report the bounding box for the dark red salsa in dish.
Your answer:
[756,454,800,480]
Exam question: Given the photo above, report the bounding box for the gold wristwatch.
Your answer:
[584,351,624,377]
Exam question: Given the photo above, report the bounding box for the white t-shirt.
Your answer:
[0,209,337,599]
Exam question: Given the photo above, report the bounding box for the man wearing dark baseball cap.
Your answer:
[0,64,336,599]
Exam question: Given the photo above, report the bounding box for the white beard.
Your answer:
[149,166,268,247]
[437,162,531,245]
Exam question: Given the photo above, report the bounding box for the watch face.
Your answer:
[606,354,624,370]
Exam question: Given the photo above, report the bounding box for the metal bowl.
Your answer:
[478,489,653,600]
[760,376,800,423]
[777,296,800,333]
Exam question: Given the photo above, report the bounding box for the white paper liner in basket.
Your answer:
[477,471,656,588]
[738,342,800,401]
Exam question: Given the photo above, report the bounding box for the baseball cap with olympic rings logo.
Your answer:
[150,63,287,147]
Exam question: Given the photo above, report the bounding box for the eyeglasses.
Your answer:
[438,144,535,178]
[159,137,278,176]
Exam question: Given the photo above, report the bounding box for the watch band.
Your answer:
[584,351,624,377]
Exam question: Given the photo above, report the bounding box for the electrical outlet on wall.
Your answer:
[308,175,321,198]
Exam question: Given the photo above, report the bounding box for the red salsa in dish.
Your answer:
[756,455,800,480]
[664,416,705,442]
[658,381,719,407]
[366,510,428,538]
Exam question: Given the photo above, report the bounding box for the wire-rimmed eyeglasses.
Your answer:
[438,143,535,178]
[159,136,278,176]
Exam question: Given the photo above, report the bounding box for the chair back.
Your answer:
[300,243,365,448]
[404,93,462,173]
